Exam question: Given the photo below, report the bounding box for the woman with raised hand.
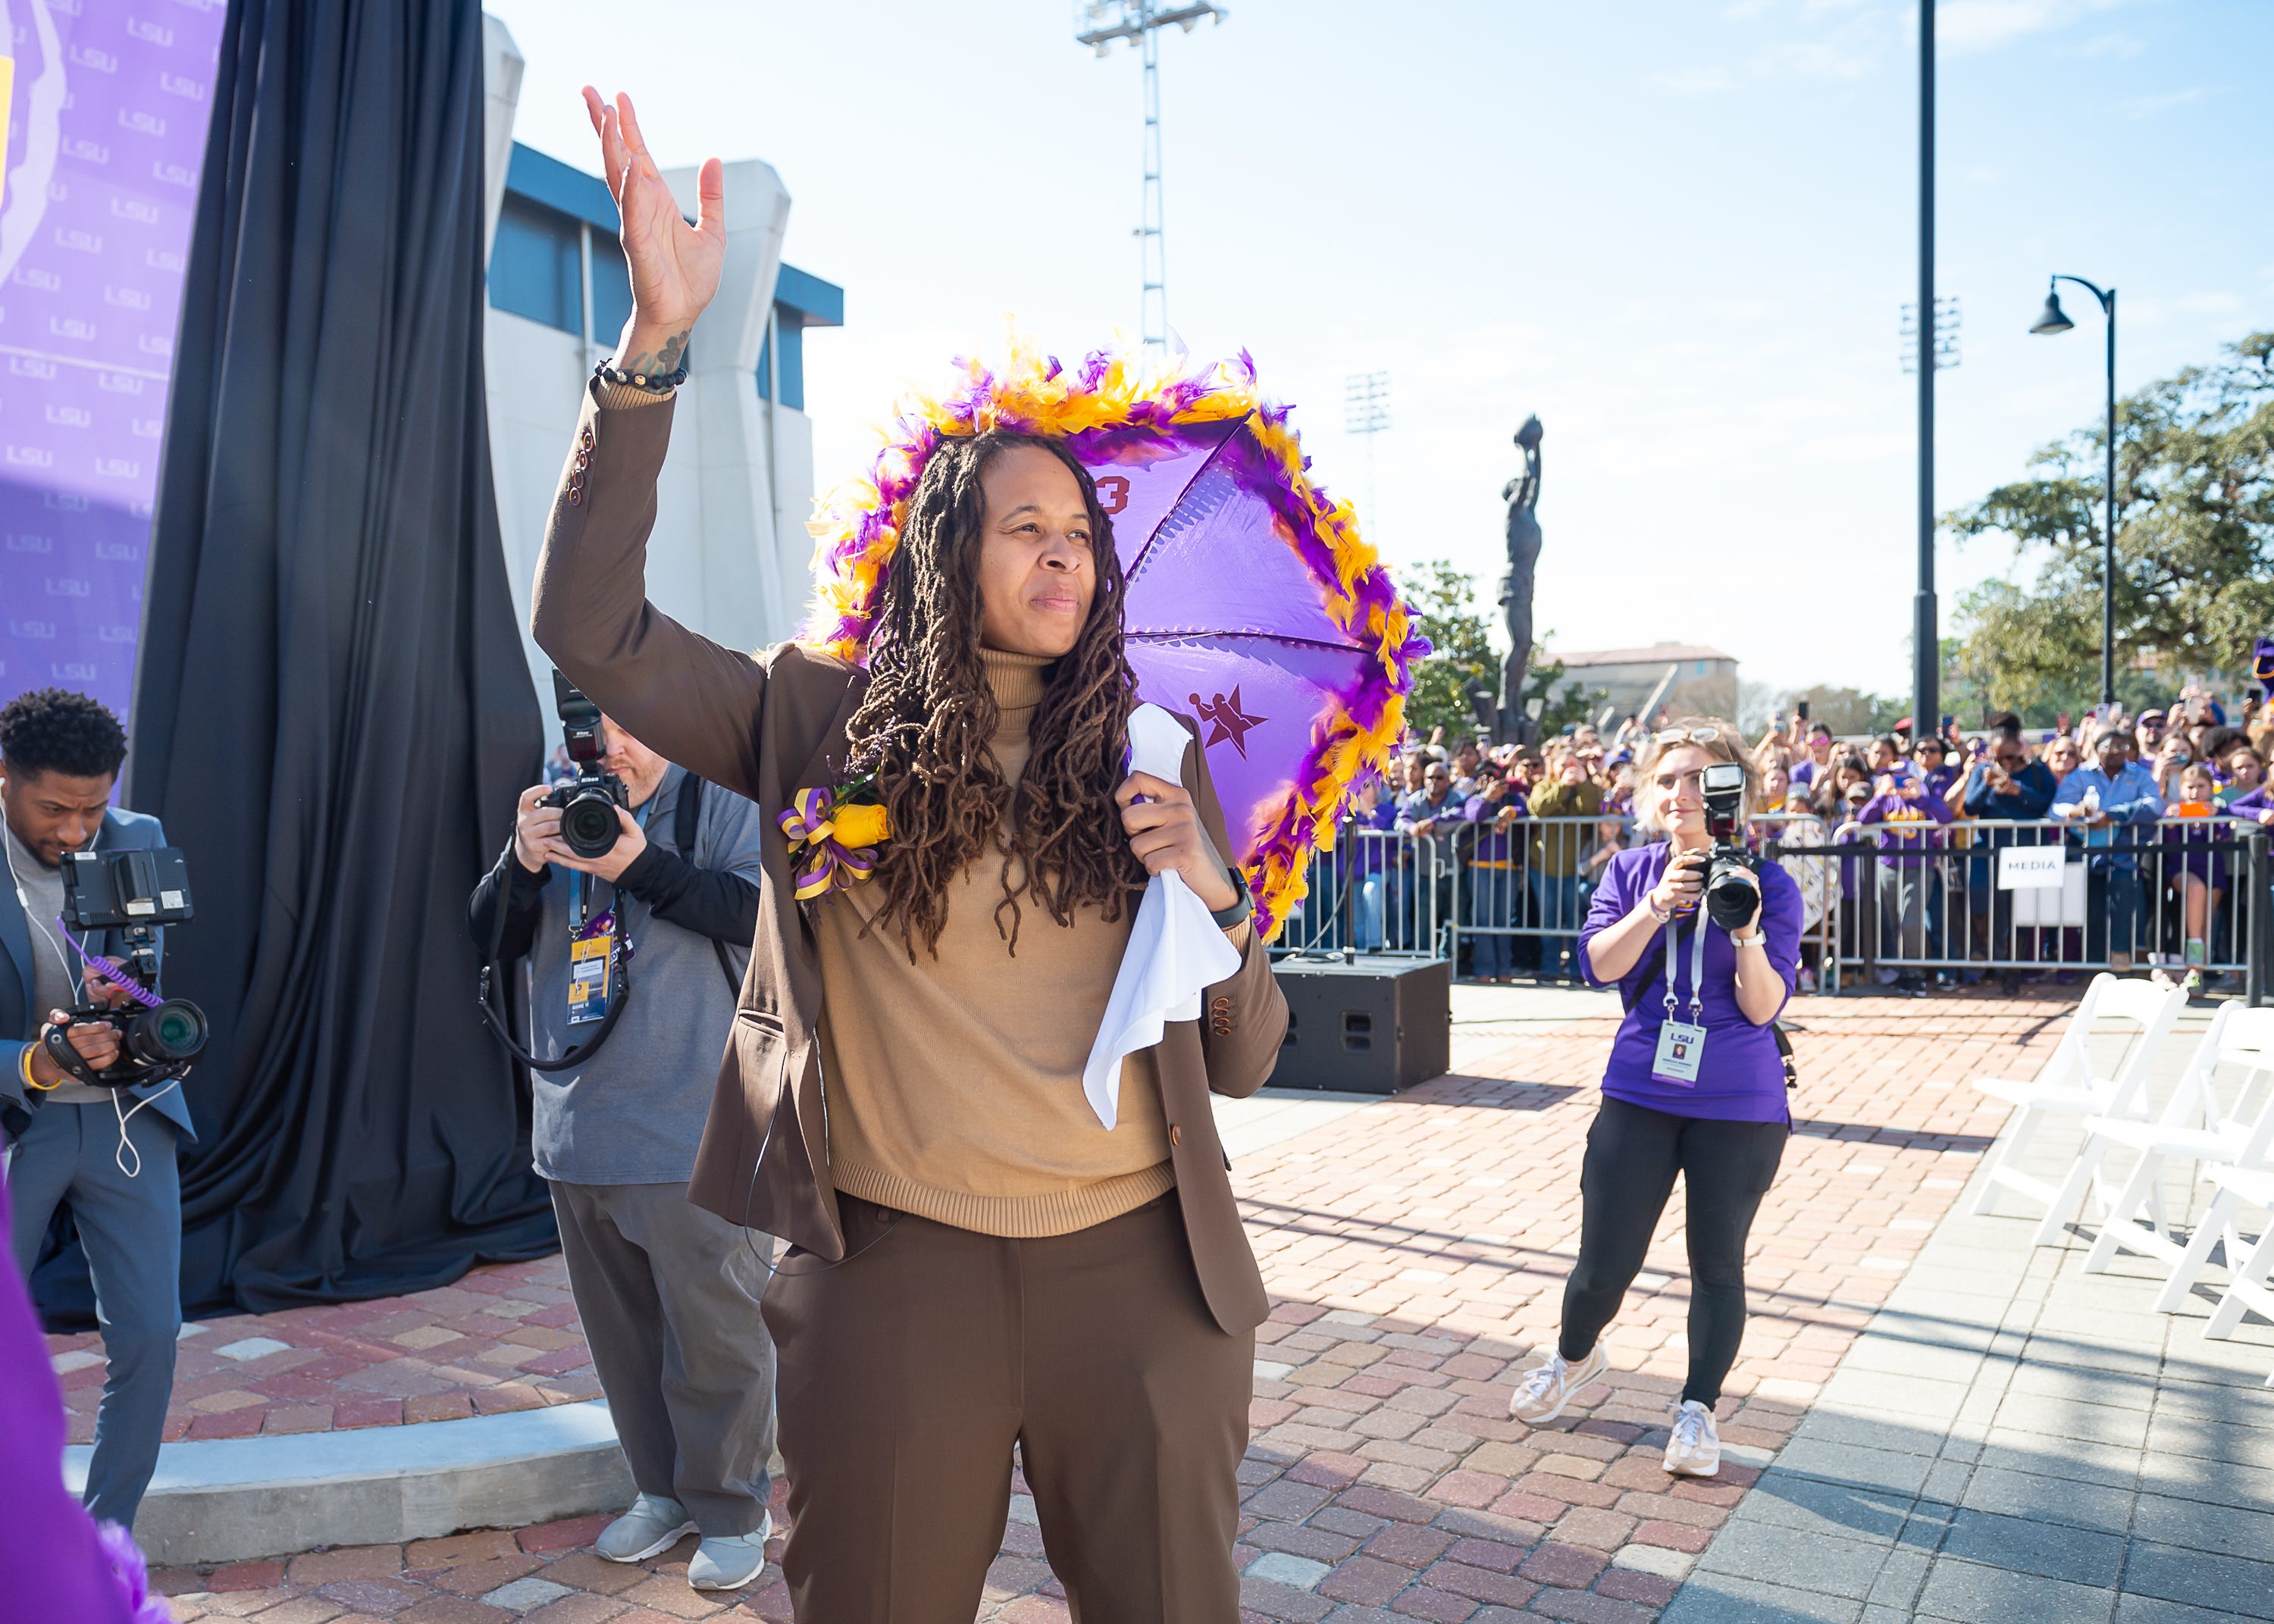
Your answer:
[536,89,1288,1621]
[1506,721,1802,1479]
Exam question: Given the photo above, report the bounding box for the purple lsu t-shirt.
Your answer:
[1578,844,1803,1123]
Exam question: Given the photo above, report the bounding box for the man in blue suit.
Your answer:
[1,687,193,1530]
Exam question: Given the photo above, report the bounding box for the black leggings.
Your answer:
[1558,1096,1789,1407]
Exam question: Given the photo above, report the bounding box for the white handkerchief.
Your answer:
[1080,704,1244,1130]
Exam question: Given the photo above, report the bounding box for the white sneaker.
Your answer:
[688,1511,773,1591]
[1508,1344,1608,1424]
[596,1494,697,1563]
[1664,1399,1721,1477]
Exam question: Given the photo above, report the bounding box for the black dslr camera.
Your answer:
[40,846,208,1088]
[543,672,628,859]
[1698,762,1765,929]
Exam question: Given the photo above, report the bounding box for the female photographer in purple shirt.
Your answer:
[1506,721,1802,1479]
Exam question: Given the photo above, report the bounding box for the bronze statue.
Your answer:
[1497,415,1543,740]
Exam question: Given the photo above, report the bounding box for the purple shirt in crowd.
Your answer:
[1857,778,1954,866]
[1578,845,1803,1124]
[2160,811,2232,889]
[1791,754,1832,790]
[1462,790,1530,865]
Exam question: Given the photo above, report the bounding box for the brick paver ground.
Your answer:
[48,1257,600,1444]
[144,990,2072,1622]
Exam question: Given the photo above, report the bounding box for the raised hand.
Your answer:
[581,87,725,378]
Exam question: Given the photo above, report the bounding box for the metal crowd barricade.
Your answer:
[1277,821,1446,959]
[1449,810,1847,990]
[1275,810,2271,1003]
[1774,815,2269,999]
[1749,810,1844,993]
[1445,812,1637,982]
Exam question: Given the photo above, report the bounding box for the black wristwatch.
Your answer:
[1209,865,1253,930]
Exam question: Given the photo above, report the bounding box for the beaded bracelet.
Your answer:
[594,357,687,395]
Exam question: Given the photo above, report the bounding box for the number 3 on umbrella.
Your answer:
[1095,474,1129,515]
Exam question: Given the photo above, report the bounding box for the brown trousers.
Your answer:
[761,1194,1252,1623]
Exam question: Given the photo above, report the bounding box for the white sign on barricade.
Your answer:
[1997,846,2067,890]
[2008,854,2089,928]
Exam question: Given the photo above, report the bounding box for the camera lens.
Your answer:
[1705,856,1758,929]
[127,1000,208,1065]
[561,789,622,858]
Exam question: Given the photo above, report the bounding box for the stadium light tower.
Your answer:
[1344,371,1391,537]
[1075,2,1229,353]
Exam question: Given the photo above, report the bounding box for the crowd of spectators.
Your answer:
[1749,690,2274,993]
[1316,718,1644,982]
[1295,685,2274,999]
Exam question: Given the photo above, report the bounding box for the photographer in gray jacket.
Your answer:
[468,710,775,1591]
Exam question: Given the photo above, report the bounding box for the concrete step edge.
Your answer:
[70,1399,634,1568]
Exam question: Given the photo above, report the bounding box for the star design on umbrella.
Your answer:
[1191,687,1267,759]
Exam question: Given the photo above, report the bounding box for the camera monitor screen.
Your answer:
[61,847,196,931]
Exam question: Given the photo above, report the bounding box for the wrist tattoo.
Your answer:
[622,328,691,377]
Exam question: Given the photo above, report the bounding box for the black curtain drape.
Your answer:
[35,0,554,1319]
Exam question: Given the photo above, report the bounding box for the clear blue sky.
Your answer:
[485,0,2272,699]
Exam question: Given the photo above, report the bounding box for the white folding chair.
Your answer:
[2200,1166,2274,1386]
[2151,1084,2274,1313]
[2075,1005,2274,1278]
[1965,974,2185,1229]
[2031,994,2232,1250]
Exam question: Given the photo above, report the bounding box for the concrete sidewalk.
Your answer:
[1670,1006,2274,1623]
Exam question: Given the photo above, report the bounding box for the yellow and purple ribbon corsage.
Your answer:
[778,782,891,902]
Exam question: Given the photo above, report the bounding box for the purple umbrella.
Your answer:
[802,346,1427,937]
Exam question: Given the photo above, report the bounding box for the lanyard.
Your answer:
[1661,906,1709,1025]
[568,791,657,933]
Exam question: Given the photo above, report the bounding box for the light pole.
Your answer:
[1075,2,1229,353]
[2029,275,2119,707]
[1912,0,1938,748]
[1343,371,1390,537]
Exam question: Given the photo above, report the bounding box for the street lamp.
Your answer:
[2029,274,2119,707]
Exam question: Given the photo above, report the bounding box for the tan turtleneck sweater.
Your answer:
[812,648,1176,1236]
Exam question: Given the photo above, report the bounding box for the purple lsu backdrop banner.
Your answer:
[0,0,228,723]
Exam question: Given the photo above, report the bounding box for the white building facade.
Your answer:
[1547,642,1741,728]
[480,18,842,703]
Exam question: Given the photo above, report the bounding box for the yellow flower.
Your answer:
[832,802,891,850]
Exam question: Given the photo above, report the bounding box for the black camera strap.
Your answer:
[477,868,631,1075]
[672,774,743,997]
[478,769,748,1072]
[1772,1022,1798,1089]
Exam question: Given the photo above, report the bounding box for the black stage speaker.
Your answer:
[1267,955,1451,1094]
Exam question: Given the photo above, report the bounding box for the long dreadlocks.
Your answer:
[843,430,1145,958]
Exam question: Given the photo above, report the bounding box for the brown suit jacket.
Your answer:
[530,380,1289,1335]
